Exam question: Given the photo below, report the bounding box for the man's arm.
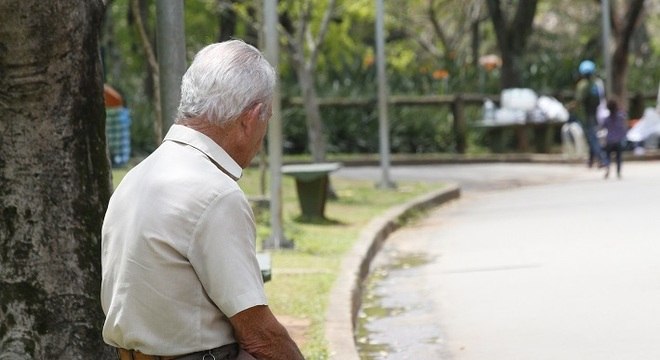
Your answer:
[230,305,305,360]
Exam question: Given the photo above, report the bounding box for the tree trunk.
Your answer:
[280,0,336,163]
[609,0,646,109]
[486,0,538,89]
[0,1,114,358]
[499,51,522,89]
[217,1,259,46]
[294,61,327,163]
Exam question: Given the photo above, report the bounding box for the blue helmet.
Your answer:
[579,60,596,75]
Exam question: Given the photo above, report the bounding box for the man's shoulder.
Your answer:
[575,79,589,99]
[576,79,590,91]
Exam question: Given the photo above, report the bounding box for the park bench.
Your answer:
[475,120,565,153]
[257,252,271,282]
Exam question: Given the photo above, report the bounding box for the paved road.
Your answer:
[337,162,593,192]
[337,162,660,360]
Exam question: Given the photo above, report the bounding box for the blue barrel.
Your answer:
[106,107,131,166]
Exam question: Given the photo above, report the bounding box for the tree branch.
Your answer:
[130,0,162,142]
[428,0,450,54]
[130,0,158,77]
[297,0,311,53]
[486,0,507,49]
[309,0,336,65]
[512,0,538,49]
[620,0,645,42]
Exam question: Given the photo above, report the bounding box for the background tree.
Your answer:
[280,0,338,163]
[379,0,499,96]
[99,1,659,156]
[216,0,259,44]
[486,0,539,89]
[608,0,647,107]
[0,1,114,358]
[130,0,162,145]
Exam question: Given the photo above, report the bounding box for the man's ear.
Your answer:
[241,103,263,131]
[250,103,264,121]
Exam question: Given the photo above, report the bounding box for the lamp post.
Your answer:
[375,0,395,189]
[263,0,288,249]
[155,1,186,132]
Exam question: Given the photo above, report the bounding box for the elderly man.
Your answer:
[101,40,304,360]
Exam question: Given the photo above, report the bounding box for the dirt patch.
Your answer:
[277,314,311,348]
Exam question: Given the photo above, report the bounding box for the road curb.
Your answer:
[278,150,660,168]
[324,184,461,359]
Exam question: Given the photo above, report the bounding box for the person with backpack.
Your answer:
[575,60,607,168]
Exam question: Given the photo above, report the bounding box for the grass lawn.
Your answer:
[111,165,444,359]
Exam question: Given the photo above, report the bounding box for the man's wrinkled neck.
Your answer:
[178,117,245,165]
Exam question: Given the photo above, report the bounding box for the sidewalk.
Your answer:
[326,159,660,359]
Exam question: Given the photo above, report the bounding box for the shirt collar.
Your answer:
[163,124,242,180]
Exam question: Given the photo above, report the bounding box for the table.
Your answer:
[281,162,342,219]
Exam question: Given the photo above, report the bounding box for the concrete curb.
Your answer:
[324,184,461,359]
[278,150,660,168]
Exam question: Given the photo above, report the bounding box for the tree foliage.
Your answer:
[101,0,659,155]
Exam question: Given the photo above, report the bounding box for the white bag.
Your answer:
[596,100,610,125]
[627,108,660,143]
[501,88,538,112]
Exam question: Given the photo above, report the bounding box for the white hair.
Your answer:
[176,40,276,125]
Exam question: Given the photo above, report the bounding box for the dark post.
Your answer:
[452,94,467,154]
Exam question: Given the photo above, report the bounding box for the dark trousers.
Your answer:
[603,142,623,176]
[585,123,605,167]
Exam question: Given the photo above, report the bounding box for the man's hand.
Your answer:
[230,305,305,360]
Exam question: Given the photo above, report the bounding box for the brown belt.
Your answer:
[116,344,239,360]
[117,348,177,360]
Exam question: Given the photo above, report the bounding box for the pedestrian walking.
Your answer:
[601,98,627,179]
[575,60,607,168]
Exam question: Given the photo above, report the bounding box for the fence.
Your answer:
[286,92,657,154]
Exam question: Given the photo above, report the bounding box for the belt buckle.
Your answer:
[201,351,215,360]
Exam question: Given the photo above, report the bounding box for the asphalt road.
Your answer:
[337,162,660,360]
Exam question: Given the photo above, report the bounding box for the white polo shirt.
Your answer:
[101,124,267,356]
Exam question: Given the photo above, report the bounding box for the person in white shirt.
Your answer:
[101,40,304,360]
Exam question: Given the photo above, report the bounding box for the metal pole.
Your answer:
[375,0,395,189]
[263,0,288,249]
[601,0,612,95]
[156,1,187,133]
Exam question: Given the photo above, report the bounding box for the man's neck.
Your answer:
[178,117,244,166]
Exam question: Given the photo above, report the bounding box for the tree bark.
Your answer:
[609,0,646,108]
[0,1,114,358]
[486,0,539,89]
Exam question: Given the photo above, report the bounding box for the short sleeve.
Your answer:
[188,189,267,317]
